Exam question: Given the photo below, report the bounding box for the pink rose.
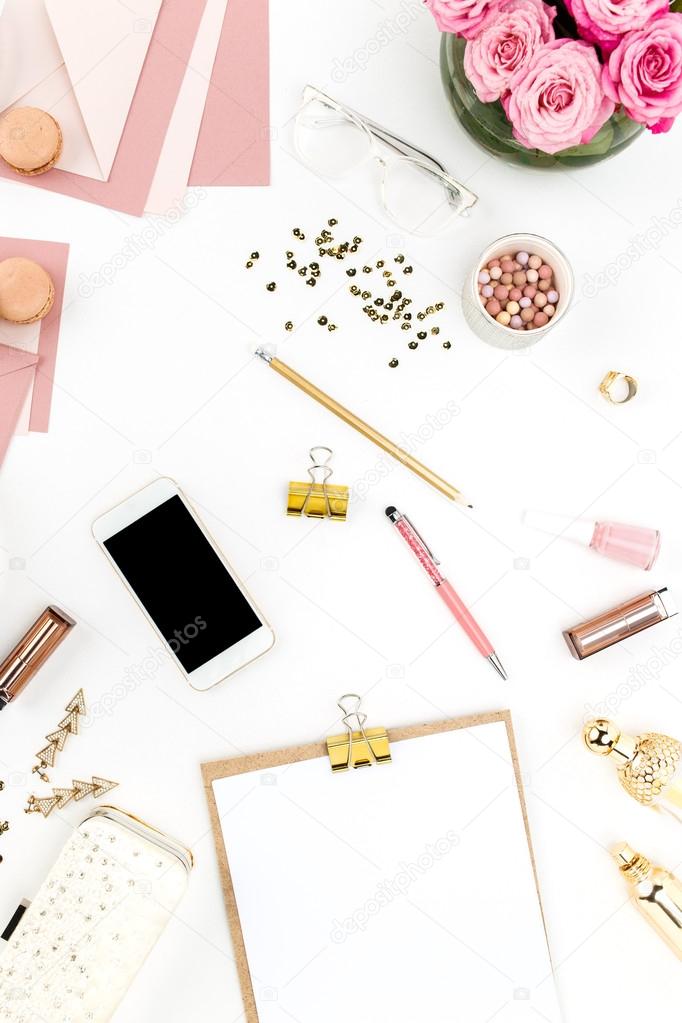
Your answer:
[463,0,556,102]
[565,0,668,52]
[503,39,615,153]
[603,13,682,132]
[425,0,498,39]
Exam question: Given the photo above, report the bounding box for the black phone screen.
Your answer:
[103,495,262,672]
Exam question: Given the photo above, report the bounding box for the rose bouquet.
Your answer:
[430,0,682,160]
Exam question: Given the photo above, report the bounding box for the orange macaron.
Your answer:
[0,107,63,176]
[0,257,55,324]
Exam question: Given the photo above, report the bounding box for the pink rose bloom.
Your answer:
[503,39,615,153]
[564,0,666,52]
[603,13,682,133]
[565,0,668,52]
[463,0,556,102]
[425,0,498,39]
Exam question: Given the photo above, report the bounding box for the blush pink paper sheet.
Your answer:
[0,237,69,433]
[0,0,207,215]
[0,345,38,467]
[189,0,270,187]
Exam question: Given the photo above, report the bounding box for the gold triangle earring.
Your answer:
[32,689,86,783]
[24,776,118,818]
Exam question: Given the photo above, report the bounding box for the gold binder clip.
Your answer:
[327,694,391,772]
[287,446,349,521]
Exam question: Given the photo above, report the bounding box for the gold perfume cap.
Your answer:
[612,843,652,883]
[585,720,682,805]
[583,719,637,765]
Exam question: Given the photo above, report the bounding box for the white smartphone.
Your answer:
[92,477,275,691]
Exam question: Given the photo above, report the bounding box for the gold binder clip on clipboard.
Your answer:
[327,694,391,772]
[287,447,349,521]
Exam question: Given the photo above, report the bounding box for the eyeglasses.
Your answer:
[294,85,478,237]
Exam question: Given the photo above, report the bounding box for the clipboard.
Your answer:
[202,702,561,1023]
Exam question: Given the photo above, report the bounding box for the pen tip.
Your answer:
[385,506,396,517]
[467,504,474,510]
[487,653,508,681]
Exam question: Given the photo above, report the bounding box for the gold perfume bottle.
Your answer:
[613,844,682,959]
[583,719,682,819]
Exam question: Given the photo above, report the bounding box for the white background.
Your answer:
[1,1,682,1020]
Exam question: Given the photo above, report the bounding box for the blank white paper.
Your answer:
[212,720,563,1023]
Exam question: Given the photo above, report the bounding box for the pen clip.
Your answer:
[402,515,440,565]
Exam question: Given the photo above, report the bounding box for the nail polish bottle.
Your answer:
[613,843,682,959]
[524,511,661,570]
[583,719,682,818]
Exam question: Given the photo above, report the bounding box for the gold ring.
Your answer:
[599,371,638,404]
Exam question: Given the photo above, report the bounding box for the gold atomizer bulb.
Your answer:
[583,719,682,820]
[613,843,682,959]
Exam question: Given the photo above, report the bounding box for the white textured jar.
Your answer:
[463,232,574,350]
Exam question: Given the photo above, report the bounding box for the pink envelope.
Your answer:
[0,344,38,468]
[0,0,207,215]
[189,0,270,187]
[0,237,70,433]
[1,0,163,182]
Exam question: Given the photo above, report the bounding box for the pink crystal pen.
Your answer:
[385,506,508,680]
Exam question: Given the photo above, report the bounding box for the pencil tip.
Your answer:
[467,504,474,509]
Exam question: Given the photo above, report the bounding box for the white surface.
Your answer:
[213,720,561,1023]
[1,1,682,1021]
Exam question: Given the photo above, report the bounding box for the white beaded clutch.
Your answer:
[0,806,192,1023]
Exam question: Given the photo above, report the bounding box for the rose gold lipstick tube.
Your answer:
[0,606,75,708]
[563,588,676,659]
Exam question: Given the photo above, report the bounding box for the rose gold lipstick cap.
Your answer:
[0,606,75,708]
[563,588,676,660]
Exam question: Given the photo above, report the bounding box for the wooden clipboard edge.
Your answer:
[201,709,549,1023]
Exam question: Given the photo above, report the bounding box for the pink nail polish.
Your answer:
[524,511,661,570]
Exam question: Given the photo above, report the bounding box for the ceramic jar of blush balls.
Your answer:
[463,233,573,350]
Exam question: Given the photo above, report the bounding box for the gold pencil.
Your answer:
[255,349,471,507]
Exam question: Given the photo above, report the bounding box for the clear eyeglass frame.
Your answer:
[294,84,478,237]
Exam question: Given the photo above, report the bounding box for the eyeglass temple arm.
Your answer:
[304,86,477,211]
[358,112,446,169]
[363,117,478,210]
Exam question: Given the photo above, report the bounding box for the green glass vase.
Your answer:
[440,33,643,168]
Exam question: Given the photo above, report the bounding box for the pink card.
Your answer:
[0,344,38,468]
[0,0,207,216]
[0,237,69,433]
[189,0,270,187]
